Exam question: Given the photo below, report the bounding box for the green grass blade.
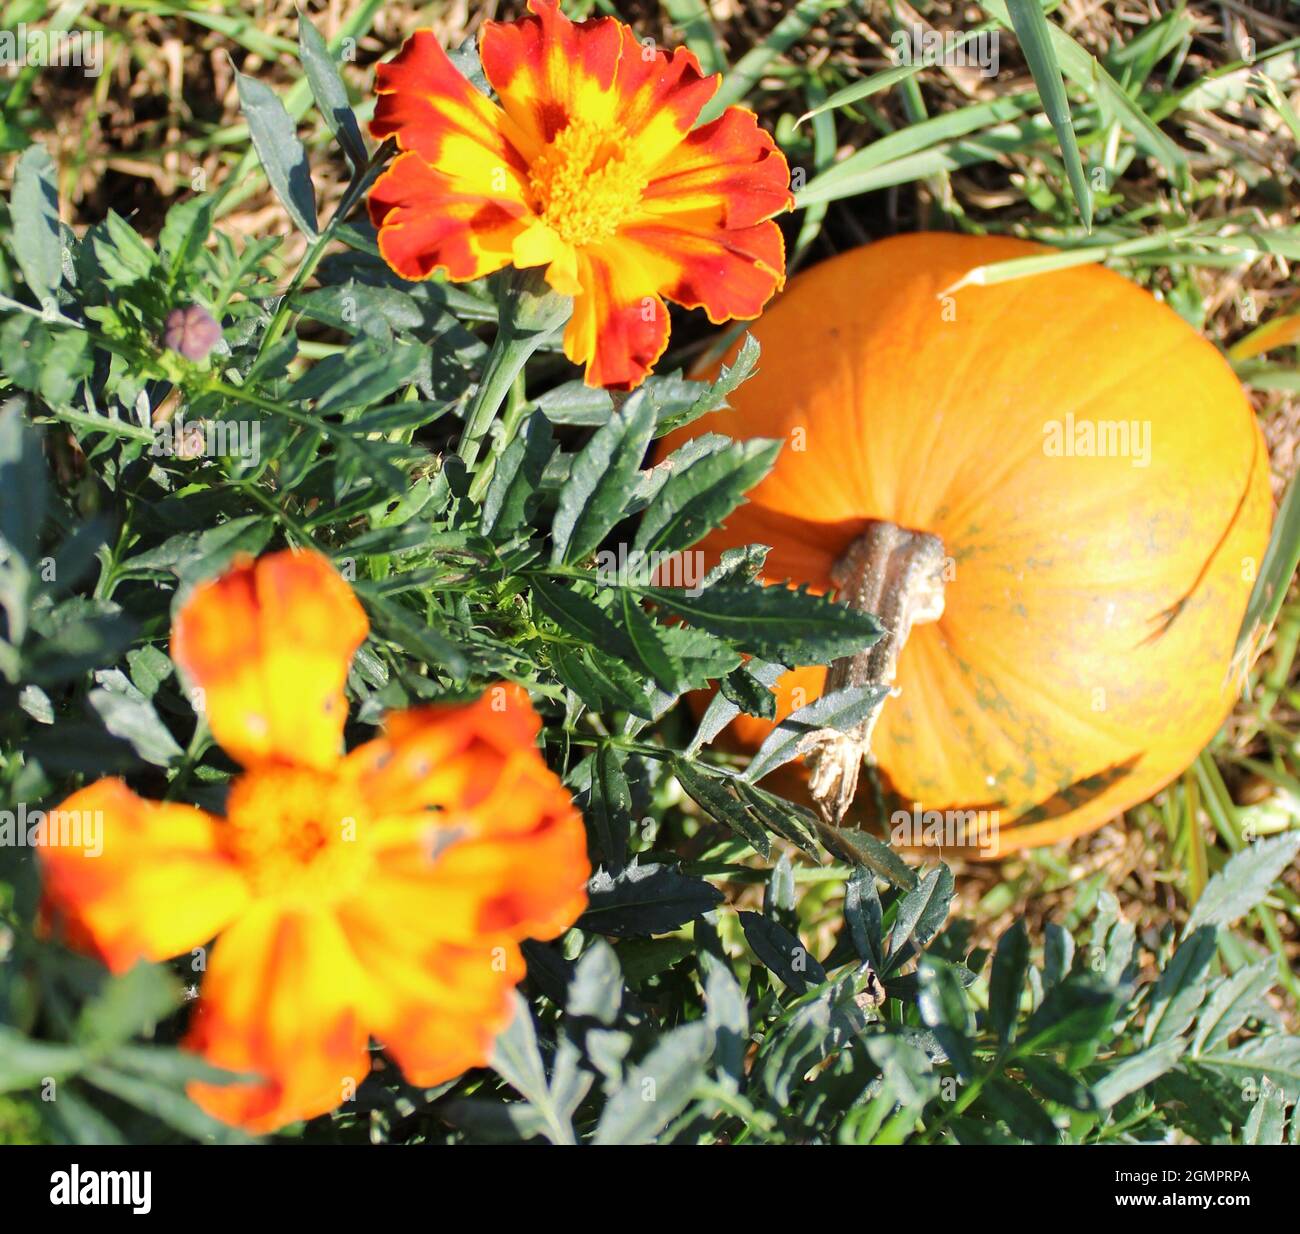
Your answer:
[1235,470,1300,664]
[998,0,1093,229]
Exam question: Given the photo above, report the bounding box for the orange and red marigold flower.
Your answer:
[40,549,590,1134]
[367,0,793,390]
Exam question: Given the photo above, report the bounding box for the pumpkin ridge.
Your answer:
[1139,421,1269,649]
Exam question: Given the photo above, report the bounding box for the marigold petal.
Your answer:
[341,901,522,1088]
[184,905,370,1134]
[607,22,717,165]
[563,247,671,390]
[342,684,542,818]
[480,0,622,147]
[619,218,787,324]
[38,779,249,973]
[170,549,367,771]
[371,27,538,166]
[369,152,531,283]
[641,105,794,228]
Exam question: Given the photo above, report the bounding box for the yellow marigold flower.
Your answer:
[40,549,590,1134]
[367,0,793,390]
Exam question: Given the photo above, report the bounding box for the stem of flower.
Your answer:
[458,269,570,472]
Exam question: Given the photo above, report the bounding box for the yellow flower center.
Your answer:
[529,118,648,248]
[221,768,371,906]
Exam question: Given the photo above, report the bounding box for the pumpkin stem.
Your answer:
[804,520,947,825]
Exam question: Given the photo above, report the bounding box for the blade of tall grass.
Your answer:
[984,0,1189,187]
[998,0,1092,228]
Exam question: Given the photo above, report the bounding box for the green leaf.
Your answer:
[567,940,623,1026]
[988,919,1030,1045]
[481,410,554,538]
[489,992,550,1109]
[0,1028,85,1091]
[887,865,954,970]
[701,953,748,1083]
[592,1020,714,1145]
[1144,926,1215,1046]
[845,866,884,970]
[1185,833,1300,934]
[83,1065,253,1142]
[619,594,739,696]
[1244,1079,1288,1145]
[1192,959,1276,1054]
[235,70,319,238]
[1191,1036,1300,1104]
[1017,975,1117,1053]
[1236,467,1300,659]
[1000,0,1093,228]
[818,824,918,891]
[1090,1038,1187,1109]
[743,683,887,784]
[643,580,882,665]
[740,911,826,994]
[298,14,367,172]
[579,862,724,937]
[0,400,47,566]
[87,669,184,766]
[979,1077,1059,1142]
[672,758,770,856]
[75,963,181,1048]
[650,333,761,437]
[551,388,656,565]
[917,958,977,1077]
[585,743,633,871]
[11,143,63,309]
[634,437,779,556]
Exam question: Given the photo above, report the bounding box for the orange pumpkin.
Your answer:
[658,233,1273,858]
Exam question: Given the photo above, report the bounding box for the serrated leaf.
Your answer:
[482,410,553,538]
[551,389,656,565]
[743,683,887,784]
[672,758,770,856]
[740,911,826,995]
[1145,926,1215,1046]
[1192,959,1276,1054]
[887,865,955,970]
[585,744,633,872]
[1185,833,1300,934]
[845,866,884,970]
[634,437,779,555]
[592,1021,713,1145]
[1091,1037,1188,1109]
[644,581,883,664]
[989,918,1030,1045]
[580,862,724,937]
